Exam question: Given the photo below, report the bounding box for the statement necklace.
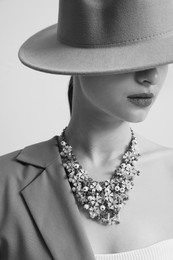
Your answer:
[57,127,140,225]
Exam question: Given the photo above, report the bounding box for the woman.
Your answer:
[1,0,173,259]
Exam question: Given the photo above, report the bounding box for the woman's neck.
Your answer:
[65,117,131,166]
[64,77,132,166]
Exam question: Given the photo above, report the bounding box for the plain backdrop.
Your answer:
[0,0,173,155]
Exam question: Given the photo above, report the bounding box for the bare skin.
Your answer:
[64,65,173,254]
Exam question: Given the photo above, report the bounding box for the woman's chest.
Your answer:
[78,162,173,254]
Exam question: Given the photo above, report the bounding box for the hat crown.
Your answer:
[57,0,173,47]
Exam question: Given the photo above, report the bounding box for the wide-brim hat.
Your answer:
[18,0,173,76]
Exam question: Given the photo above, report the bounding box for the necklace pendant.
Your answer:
[110,213,120,225]
[101,212,120,225]
[107,213,112,225]
[112,212,120,224]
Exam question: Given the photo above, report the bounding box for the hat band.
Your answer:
[57,29,173,48]
[57,0,173,48]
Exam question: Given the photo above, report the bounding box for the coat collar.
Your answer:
[17,136,95,260]
[16,136,59,168]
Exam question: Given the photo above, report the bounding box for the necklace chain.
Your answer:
[57,127,141,225]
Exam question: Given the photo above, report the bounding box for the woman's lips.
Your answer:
[127,93,154,107]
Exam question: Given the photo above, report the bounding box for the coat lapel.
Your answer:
[17,136,95,260]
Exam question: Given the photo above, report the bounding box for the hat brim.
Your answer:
[18,24,173,76]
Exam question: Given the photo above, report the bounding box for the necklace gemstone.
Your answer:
[57,127,140,225]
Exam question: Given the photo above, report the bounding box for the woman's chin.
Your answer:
[126,111,149,123]
[122,99,153,123]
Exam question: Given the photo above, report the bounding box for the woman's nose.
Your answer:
[135,67,159,86]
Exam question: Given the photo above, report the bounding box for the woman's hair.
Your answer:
[68,76,73,116]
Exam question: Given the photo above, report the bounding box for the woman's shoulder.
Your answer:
[0,149,24,183]
[0,136,61,228]
[135,132,173,168]
[0,136,59,188]
[135,132,173,151]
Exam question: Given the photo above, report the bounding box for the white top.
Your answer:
[95,238,173,260]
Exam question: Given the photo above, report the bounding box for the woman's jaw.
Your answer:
[72,65,168,123]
